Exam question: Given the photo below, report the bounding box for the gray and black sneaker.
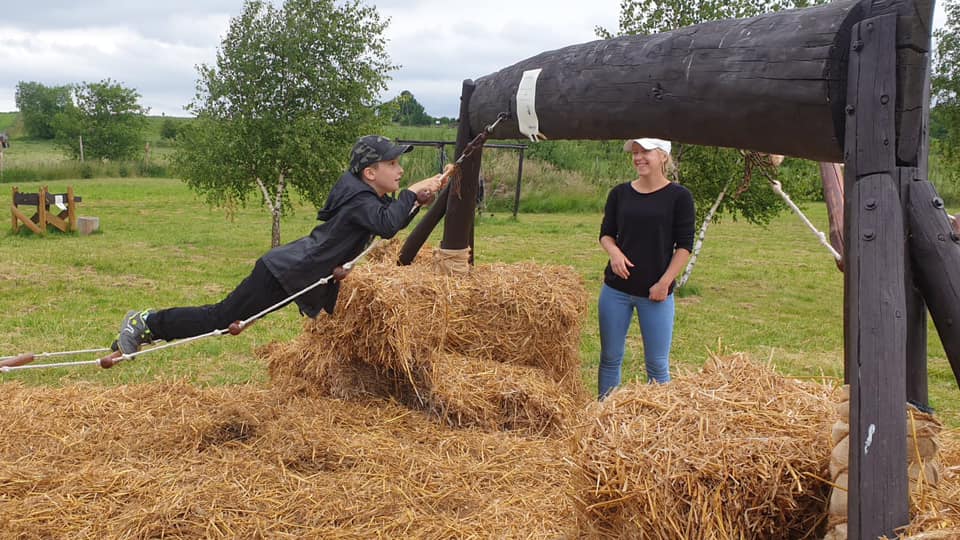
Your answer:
[114,309,155,354]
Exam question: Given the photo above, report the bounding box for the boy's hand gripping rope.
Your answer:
[412,111,508,205]
[0,240,383,373]
[414,112,508,201]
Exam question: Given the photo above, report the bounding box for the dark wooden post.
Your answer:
[843,12,909,538]
[441,81,482,258]
[902,44,960,393]
[398,81,477,265]
[901,167,929,407]
[11,186,19,233]
[906,180,960,387]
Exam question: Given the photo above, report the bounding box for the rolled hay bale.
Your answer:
[0,381,577,538]
[572,353,839,540]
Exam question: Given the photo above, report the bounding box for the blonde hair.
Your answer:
[657,149,675,179]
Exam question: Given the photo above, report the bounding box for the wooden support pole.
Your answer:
[11,186,17,233]
[68,186,77,232]
[512,149,524,219]
[397,80,476,266]
[819,162,845,271]
[843,13,909,539]
[899,167,928,407]
[38,186,48,236]
[442,80,482,257]
[905,179,960,387]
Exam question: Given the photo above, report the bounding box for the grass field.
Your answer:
[2,176,957,427]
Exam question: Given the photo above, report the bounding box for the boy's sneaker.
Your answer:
[114,309,155,354]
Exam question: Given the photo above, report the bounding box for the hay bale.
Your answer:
[423,352,581,435]
[572,353,838,539]
[266,341,582,436]
[0,381,576,538]
[261,257,589,435]
[826,395,951,539]
[895,427,960,540]
[299,259,586,384]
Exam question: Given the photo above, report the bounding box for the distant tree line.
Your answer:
[15,79,148,161]
[382,90,456,126]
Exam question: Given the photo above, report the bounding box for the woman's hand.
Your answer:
[609,249,634,280]
[648,280,670,302]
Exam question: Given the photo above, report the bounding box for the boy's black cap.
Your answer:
[349,135,413,175]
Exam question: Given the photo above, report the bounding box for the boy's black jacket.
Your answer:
[261,170,418,317]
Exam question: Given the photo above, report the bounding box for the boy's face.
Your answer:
[363,159,404,196]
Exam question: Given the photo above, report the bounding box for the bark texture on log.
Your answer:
[469,0,867,162]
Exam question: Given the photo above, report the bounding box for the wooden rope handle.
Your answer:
[228,321,251,335]
[332,266,350,281]
[98,350,123,369]
[0,353,35,368]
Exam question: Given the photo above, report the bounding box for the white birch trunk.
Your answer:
[256,173,286,248]
[678,179,731,289]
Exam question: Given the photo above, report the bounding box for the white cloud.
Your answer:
[0,0,950,119]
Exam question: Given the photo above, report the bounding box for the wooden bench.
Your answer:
[11,186,82,235]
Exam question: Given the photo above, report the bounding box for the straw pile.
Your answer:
[262,250,589,435]
[898,429,960,539]
[825,387,955,540]
[0,381,575,538]
[572,353,839,539]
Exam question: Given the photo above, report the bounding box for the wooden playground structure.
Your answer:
[399,0,956,537]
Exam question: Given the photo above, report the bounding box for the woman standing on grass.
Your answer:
[597,138,695,398]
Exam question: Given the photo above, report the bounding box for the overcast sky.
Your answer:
[0,1,948,119]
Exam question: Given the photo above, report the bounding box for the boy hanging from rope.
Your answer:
[112,135,445,355]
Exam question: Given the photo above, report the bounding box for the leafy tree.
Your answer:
[597,0,826,287]
[933,0,960,177]
[51,79,149,160]
[390,90,433,125]
[173,0,393,247]
[14,81,72,139]
[160,118,181,140]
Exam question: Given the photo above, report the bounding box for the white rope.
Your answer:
[770,179,842,262]
[118,238,382,363]
[1,239,384,371]
[0,347,111,362]
[1,359,105,372]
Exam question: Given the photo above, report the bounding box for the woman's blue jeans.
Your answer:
[598,283,675,398]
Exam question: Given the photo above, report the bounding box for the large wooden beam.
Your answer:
[468,0,869,161]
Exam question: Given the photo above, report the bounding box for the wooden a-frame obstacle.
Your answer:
[11,186,82,235]
[400,0,955,537]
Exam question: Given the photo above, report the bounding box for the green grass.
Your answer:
[0,112,18,133]
[1,177,957,427]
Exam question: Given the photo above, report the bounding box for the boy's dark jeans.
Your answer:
[147,259,291,341]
